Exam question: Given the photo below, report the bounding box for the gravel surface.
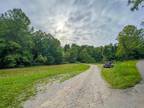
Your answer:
[23,62,144,108]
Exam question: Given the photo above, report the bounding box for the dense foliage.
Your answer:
[0,9,62,68]
[0,9,144,68]
[63,44,117,63]
[117,25,144,59]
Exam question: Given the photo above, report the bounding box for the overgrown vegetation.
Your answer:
[0,64,89,108]
[101,61,142,89]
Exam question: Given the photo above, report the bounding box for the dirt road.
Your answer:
[24,63,144,108]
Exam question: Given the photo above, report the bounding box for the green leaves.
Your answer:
[0,9,63,68]
[117,25,144,59]
[35,55,47,64]
[128,0,144,11]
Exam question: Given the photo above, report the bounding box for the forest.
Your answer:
[0,8,144,68]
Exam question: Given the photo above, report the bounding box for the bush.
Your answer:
[21,51,33,66]
[3,55,17,68]
[35,55,47,64]
[47,56,55,64]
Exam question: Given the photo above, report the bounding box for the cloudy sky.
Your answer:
[0,0,144,46]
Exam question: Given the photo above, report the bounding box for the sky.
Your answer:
[0,0,144,46]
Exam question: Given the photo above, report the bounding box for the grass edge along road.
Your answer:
[0,64,89,108]
[101,61,142,89]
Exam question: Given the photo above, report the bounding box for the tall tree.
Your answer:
[32,30,63,65]
[102,44,117,61]
[117,25,144,59]
[0,8,33,68]
[78,48,95,63]
[0,8,63,68]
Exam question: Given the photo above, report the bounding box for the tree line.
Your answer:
[0,8,144,68]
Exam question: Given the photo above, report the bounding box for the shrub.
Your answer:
[3,55,17,68]
[47,56,55,64]
[35,55,47,64]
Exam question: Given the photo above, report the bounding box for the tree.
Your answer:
[32,30,63,65]
[128,0,144,11]
[64,44,70,52]
[128,0,144,26]
[93,47,103,62]
[78,48,95,63]
[2,55,17,68]
[117,25,144,59]
[0,8,33,68]
[102,44,117,61]
[0,8,63,68]
[63,44,79,63]
[35,55,47,64]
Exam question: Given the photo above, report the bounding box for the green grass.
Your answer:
[101,61,142,89]
[0,64,89,108]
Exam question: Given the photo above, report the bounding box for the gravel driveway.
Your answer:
[23,62,144,108]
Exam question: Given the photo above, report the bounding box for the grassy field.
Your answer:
[0,64,89,108]
[101,61,142,89]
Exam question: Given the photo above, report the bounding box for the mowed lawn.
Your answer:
[0,64,89,108]
[101,61,142,89]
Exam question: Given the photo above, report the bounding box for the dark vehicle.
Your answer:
[103,61,113,68]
